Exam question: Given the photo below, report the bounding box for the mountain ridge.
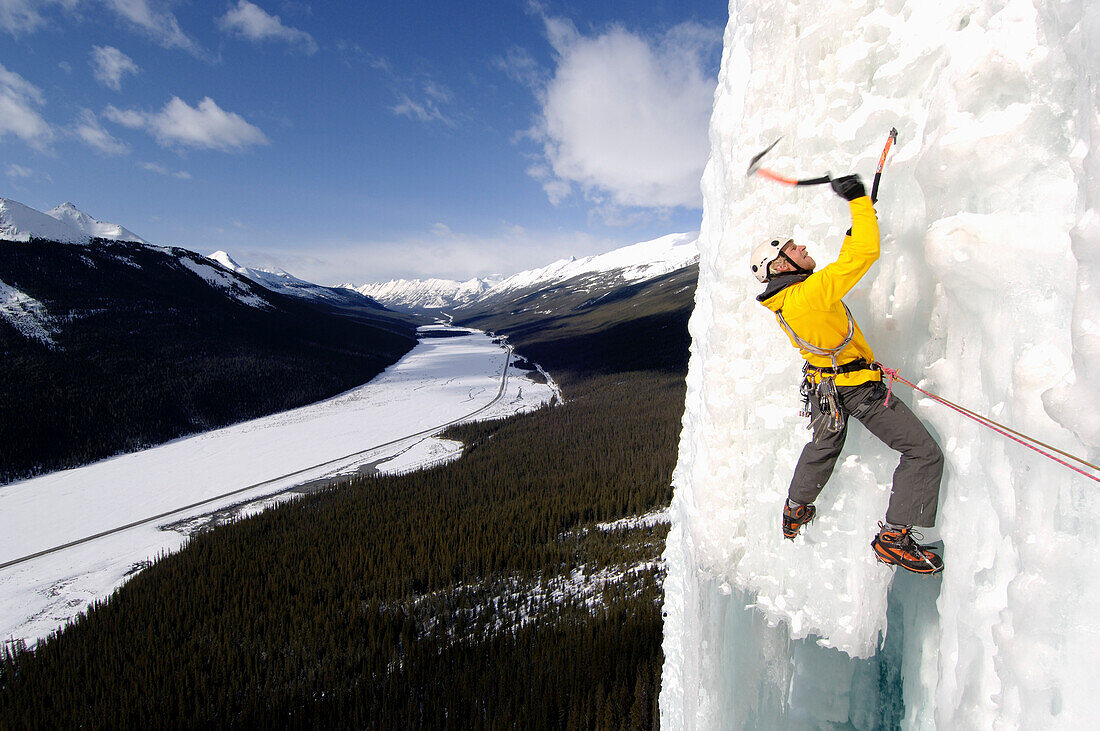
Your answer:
[350,231,700,315]
[1,196,409,330]
[3,195,699,323]
[207,250,391,313]
[1,197,145,245]
[47,202,147,244]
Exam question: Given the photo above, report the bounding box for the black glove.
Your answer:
[831,174,866,201]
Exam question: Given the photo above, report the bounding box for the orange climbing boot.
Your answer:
[871,523,944,574]
[782,500,816,540]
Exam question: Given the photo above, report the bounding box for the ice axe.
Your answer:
[746,137,832,189]
[747,128,899,204]
[869,127,899,203]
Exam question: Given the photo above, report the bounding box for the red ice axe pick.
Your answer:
[745,137,832,188]
[747,128,899,204]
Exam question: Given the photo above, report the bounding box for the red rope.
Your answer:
[878,365,1100,484]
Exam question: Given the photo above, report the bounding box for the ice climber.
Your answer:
[749,174,945,574]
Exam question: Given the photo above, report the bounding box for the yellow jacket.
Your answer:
[758,196,882,387]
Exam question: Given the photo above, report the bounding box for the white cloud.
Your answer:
[91,46,139,90]
[494,46,541,87]
[392,92,450,124]
[369,54,456,126]
[74,109,128,154]
[101,0,200,54]
[0,0,49,35]
[525,15,720,214]
[103,105,145,128]
[105,97,269,151]
[6,163,33,178]
[1,1,201,54]
[139,161,190,179]
[390,79,455,125]
[219,0,317,54]
[0,62,53,148]
[526,163,570,205]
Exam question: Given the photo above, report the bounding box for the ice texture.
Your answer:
[661,0,1100,727]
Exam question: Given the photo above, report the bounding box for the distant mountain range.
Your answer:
[208,250,391,313]
[351,277,500,311]
[2,196,699,323]
[0,197,394,325]
[348,232,699,315]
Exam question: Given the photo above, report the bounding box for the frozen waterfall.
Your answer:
[661,0,1100,727]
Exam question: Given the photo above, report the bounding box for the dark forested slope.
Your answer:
[0,238,417,483]
[455,263,697,380]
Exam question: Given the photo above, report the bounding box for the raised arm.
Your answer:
[801,176,880,308]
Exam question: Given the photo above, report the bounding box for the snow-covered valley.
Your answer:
[0,326,558,649]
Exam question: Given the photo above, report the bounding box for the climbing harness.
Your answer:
[877,365,1100,485]
[776,303,858,433]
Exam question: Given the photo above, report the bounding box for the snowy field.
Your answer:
[0,326,559,648]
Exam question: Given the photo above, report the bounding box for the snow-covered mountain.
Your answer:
[487,232,698,297]
[46,202,146,244]
[208,251,387,311]
[0,197,145,244]
[1,198,89,244]
[0,198,396,320]
[348,277,499,311]
[354,232,699,314]
[662,1,1098,728]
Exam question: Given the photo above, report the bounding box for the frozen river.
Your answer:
[0,326,558,647]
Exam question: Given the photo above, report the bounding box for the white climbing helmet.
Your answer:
[749,237,792,283]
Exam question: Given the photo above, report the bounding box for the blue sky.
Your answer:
[1,0,725,284]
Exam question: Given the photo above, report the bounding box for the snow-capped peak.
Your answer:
[351,277,501,311]
[209,250,311,287]
[209,250,237,268]
[209,250,246,273]
[1,197,147,245]
[46,202,147,244]
[206,250,382,309]
[487,232,699,296]
[1,198,88,244]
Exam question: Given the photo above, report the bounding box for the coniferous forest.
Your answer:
[0,263,697,728]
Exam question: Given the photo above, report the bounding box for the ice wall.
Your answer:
[662,0,1100,727]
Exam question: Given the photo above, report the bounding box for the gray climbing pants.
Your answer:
[789,380,943,527]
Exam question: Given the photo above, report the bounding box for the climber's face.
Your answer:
[781,242,815,272]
